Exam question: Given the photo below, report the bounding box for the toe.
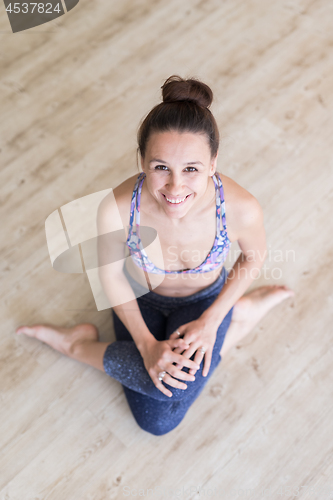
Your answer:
[16,326,34,336]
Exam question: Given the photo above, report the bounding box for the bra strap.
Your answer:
[128,172,145,232]
[215,172,227,231]
[212,173,222,235]
[135,172,146,226]
[132,172,153,291]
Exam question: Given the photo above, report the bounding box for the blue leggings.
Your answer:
[103,267,233,436]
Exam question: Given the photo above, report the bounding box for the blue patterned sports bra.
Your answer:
[126,172,231,275]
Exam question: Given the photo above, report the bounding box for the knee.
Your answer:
[140,425,177,436]
[134,416,180,436]
[131,400,184,435]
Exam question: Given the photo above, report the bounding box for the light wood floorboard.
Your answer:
[0,0,332,498]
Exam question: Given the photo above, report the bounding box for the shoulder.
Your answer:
[97,173,141,233]
[219,173,264,241]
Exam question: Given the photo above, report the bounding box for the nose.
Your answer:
[167,172,184,194]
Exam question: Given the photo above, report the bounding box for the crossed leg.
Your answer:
[16,285,294,371]
[15,285,294,434]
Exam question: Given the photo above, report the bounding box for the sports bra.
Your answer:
[126,172,231,275]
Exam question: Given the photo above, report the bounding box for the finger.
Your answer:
[167,366,196,382]
[173,360,197,373]
[172,347,185,354]
[202,350,212,377]
[190,349,204,374]
[171,346,189,369]
[188,349,204,375]
[162,373,188,390]
[174,345,201,371]
[169,327,185,340]
[174,360,199,374]
[180,343,201,361]
[174,361,185,370]
[172,353,200,371]
[173,347,187,369]
[168,338,189,350]
[172,346,187,355]
[155,382,173,397]
[181,343,203,374]
[172,344,189,354]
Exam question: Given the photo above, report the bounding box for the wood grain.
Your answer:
[0,0,332,498]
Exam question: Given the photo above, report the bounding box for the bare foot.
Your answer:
[15,323,99,358]
[221,285,294,356]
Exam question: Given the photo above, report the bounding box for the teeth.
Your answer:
[165,195,187,204]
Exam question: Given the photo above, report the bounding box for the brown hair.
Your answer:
[137,75,220,159]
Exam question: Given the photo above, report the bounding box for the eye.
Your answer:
[184,166,198,172]
[154,165,169,171]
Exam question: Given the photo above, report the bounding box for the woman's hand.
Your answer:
[141,337,200,398]
[169,316,220,377]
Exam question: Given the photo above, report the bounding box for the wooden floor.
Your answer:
[1,0,333,498]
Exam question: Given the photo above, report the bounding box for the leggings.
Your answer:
[103,266,234,436]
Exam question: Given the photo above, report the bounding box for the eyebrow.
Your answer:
[149,158,204,166]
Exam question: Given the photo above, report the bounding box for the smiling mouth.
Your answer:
[162,193,192,205]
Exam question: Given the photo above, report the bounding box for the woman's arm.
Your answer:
[171,191,267,376]
[96,187,199,397]
[201,193,267,324]
[95,189,154,352]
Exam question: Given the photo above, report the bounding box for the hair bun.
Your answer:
[161,75,213,109]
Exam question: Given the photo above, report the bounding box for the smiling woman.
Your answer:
[16,75,294,436]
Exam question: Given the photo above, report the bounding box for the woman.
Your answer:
[16,76,294,435]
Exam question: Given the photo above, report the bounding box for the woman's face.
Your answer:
[141,130,218,219]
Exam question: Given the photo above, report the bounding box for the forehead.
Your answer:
[146,130,211,159]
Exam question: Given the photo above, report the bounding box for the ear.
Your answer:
[210,151,218,176]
